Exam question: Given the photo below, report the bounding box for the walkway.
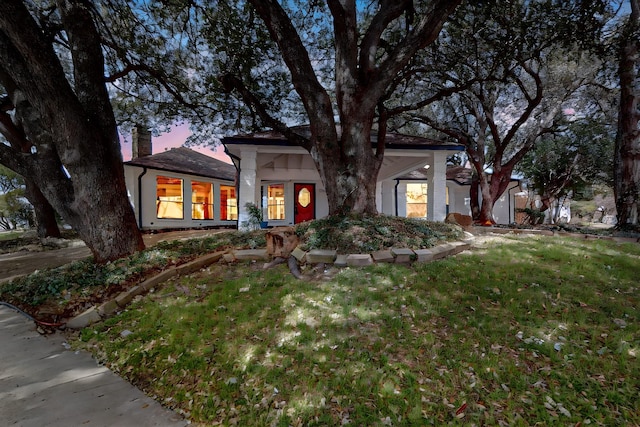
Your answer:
[0,229,228,426]
[0,304,187,427]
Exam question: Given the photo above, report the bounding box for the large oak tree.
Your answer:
[217,0,463,216]
[0,0,144,262]
[614,0,640,228]
[402,1,609,224]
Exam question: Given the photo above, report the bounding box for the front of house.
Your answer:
[123,126,521,231]
[123,128,238,230]
[222,126,466,228]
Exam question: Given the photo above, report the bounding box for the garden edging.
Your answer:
[68,226,637,329]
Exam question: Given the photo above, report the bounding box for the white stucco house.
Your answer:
[123,126,521,231]
[445,165,523,224]
[221,126,465,228]
[123,128,237,230]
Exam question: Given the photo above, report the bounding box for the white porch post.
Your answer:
[238,150,257,230]
[380,180,396,216]
[397,183,407,217]
[428,151,448,221]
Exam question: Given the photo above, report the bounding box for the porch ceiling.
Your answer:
[378,154,432,181]
[259,153,316,171]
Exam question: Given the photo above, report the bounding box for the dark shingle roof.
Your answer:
[446,165,473,185]
[125,147,235,181]
[223,125,464,151]
[397,165,474,184]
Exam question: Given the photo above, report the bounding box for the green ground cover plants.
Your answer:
[74,235,640,426]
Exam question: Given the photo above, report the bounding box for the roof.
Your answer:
[398,165,520,186]
[396,165,469,183]
[446,165,473,185]
[222,125,464,151]
[124,147,236,181]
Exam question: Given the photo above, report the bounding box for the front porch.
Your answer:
[223,128,463,229]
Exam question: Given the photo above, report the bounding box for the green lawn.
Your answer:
[74,235,639,426]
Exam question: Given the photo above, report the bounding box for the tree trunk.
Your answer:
[614,0,640,228]
[0,0,145,263]
[23,178,61,238]
[311,114,382,216]
[476,174,496,225]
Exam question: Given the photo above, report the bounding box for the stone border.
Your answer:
[67,237,475,329]
[65,227,638,329]
[66,251,225,329]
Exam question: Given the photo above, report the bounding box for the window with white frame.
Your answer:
[192,181,214,220]
[267,184,285,220]
[406,183,428,218]
[156,176,183,219]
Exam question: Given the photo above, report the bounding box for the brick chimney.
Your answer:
[132,125,152,158]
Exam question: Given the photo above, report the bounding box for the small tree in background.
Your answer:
[518,120,615,223]
[0,165,32,230]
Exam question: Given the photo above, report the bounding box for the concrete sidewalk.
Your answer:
[0,305,187,427]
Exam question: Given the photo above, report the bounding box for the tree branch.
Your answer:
[358,0,413,80]
[247,0,335,130]
[219,74,311,150]
[370,1,462,96]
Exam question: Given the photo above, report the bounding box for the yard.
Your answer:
[71,234,639,426]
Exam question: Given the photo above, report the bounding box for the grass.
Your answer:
[0,230,24,241]
[0,216,458,314]
[0,229,266,311]
[73,235,640,426]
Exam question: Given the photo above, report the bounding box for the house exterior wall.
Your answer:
[447,183,471,217]
[124,165,236,230]
[229,144,458,229]
[445,181,521,225]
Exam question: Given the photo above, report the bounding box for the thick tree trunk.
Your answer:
[614,0,640,228]
[243,0,460,218]
[23,178,61,238]
[473,165,518,225]
[470,172,480,220]
[0,0,145,263]
[476,175,496,225]
[311,116,382,216]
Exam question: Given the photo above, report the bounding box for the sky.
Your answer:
[119,123,232,164]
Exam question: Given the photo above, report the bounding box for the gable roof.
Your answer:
[395,165,469,182]
[397,165,521,186]
[222,125,464,151]
[446,165,473,185]
[125,147,236,181]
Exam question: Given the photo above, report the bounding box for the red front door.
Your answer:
[294,183,315,223]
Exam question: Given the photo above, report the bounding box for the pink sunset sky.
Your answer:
[119,123,232,164]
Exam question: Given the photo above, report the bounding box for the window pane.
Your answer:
[406,183,427,218]
[220,185,237,220]
[267,184,285,220]
[156,176,183,219]
[192,181,214,220]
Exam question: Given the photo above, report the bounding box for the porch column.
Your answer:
[380,180,396,216]
[428,151,448,221]
[238,150,257,230]
[397,183,407,217]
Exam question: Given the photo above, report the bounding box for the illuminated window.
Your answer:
[192,181,213,220]
[156,176,183,219]
[267,184,285,220]
[406,183,428,218]
[220,185,237,220]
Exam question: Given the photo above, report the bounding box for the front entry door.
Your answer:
[294,183,315,223]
